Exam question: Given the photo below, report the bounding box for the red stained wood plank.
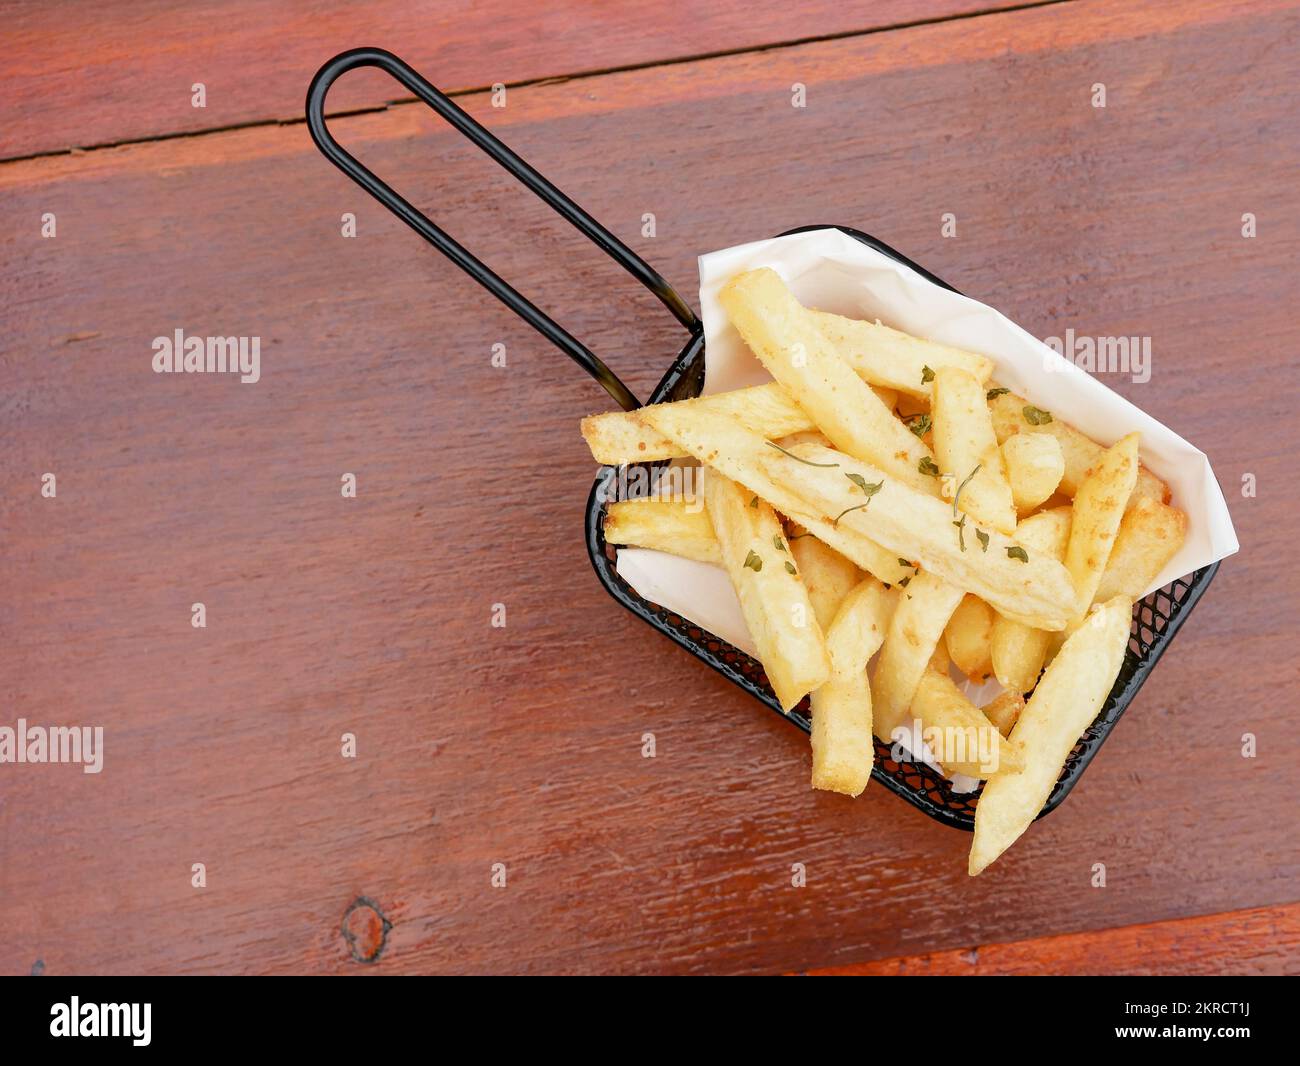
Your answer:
[802,903,1300,974]
[0,0,1296,974]
[0,0,1034,160]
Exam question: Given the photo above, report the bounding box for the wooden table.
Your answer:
[2,0,1296,976]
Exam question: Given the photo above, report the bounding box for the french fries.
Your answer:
[869,571,966,741]
[910,671,1024,778]
[987,390,1167,508]
[990,507,1073,693]
[638,404,915,586]
[980,689,1026,738]
[807,309,994,399]
[704,472,830,711]
[931,367,1017,534]
[789,527,864,632]
[944,594,995,683]
[969,596,1133,875]
[1001,432,1065,513]
[810,578,892,796]
[720,269,938,493]
[756,440,1077,630]
[584,266,1197,874]
[1063,433,1140,624]
[604,498,719,564]
[1094,497,1188,604]
[581,381,811,466]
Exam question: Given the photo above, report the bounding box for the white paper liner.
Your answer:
[614,229,1239,788]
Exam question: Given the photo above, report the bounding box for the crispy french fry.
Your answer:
[1093,497,1188,604]
[705,473,830,711]
[981,689,1026,737]
[1063,433,1140,624]
[809,309,994,398]
[870,571,966,741]
[638,405,913,586]
[969,596,1132,875]
[945,594,995,683]
[755,440,1077,630]
[810,578,892,796]
[788,526,863,632]
[604,498,719,564]
[720,268,938,493]
[640,403,1074,625]
[990,507,1073,693]
[932,367,1017,534]
[910,671,1024,778]
[987,390,1167,508]
[581,382,811,466]
[1001,432,1065,514]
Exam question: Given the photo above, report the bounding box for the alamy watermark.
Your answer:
[0,718,103,773]
[595,463,705,511]
[152,328,260,383]
[1042,327,1151,383]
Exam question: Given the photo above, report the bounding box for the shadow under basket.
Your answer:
[584,237,1220,830]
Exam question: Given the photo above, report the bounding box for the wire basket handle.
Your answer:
[306,47,700,412]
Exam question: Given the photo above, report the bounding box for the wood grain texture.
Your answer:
[1,0,1298,974]
[802,902,1300,975]
[0,0,1034,160]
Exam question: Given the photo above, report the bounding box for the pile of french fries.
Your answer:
[582,268,1188,874]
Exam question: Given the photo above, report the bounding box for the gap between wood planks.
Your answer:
[0,0,1076,168]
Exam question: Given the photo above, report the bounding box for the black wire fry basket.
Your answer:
[307,49,1220,830]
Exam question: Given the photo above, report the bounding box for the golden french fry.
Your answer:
[1093,497,1188,604]
[639,403,1073,626]
[720,268,938,493]
[895,392,929,419]
[990,507,1073,693]
[1001,432,1065,514]
[969,596,1132,875]
[754,440,1077,630]
[945,594,995,683]
[932,367,1017,534]
[604,498,719,565]
[638,404,914,586]
[789,527,863,632]
[705,473,830,711]
[981,689,1026,737]
[1063,433,1140,624]
[809,310,994,398]
[987,390,1167,508]
[581,382,811,466]
[871,386,899,411]
[810,578,892,796]
[910,671,1024,778]
[870,571,966,741]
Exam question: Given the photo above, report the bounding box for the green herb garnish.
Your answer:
[749,495,759,508]
[986,387,1010,400]
[952,463,981,518]
[953,513,968,552]
[784,561,797,575]
[906,413,932,438]
[773,534,787,553]
[832,503,869,527]
[846,473,883,499]
[1006,546,1029,563]
[898,557,913,568]
[898,575,912,588]
[1023,405,1053,426]
[921,365,935,385]
[766,440,840,467]
[744,550,763,572]
[976,529,990,552]
[918,456,940,477]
